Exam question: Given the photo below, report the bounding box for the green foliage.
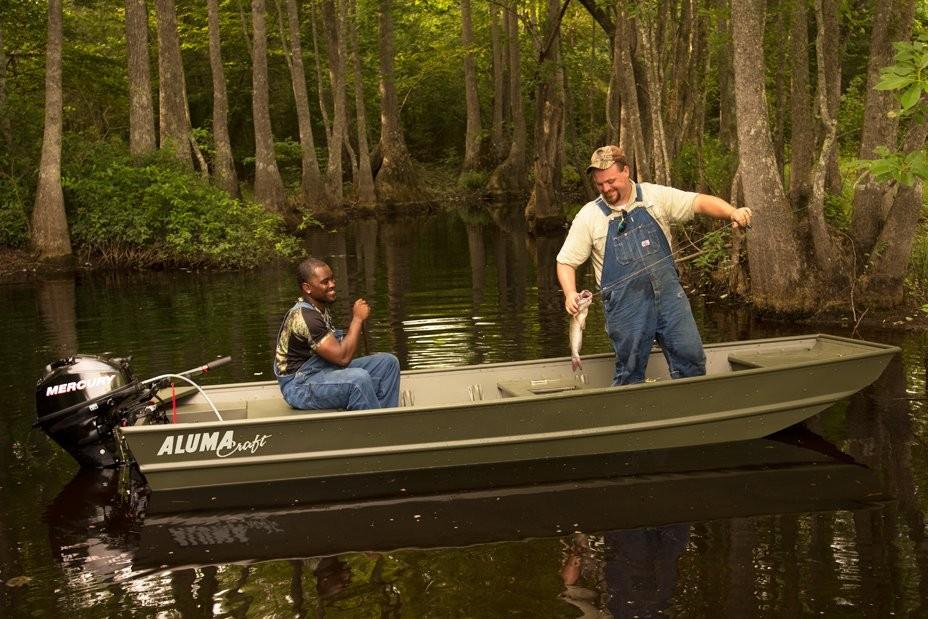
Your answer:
[691,227,731,276]
[0,177,30,248]
[61,142,299,268]
[858,34,928,186]
[457,169,488,191]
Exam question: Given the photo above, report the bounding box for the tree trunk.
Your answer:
[788,0,813,208]
[375,0,422,204]
[716,5,737,154]
[859,123,928,305]
[731,0,813,310]
[322,0,348,202]
[850,0,915,254]
[207,0,240,197]
[526,0,566,230]
[615,6,650,181]
[348,0,376,207]
[820,0,843,196]
[251,0,287,212]
[154,0,193,166]
[637,18,670,184]
[489,4,507,163]
[807,0,843,277]
[125,0,156,157]
[32,0,72,262]
[308,0,332,153]
[487,5,529,196]
[461,0,482,174]
[282,0,327,208]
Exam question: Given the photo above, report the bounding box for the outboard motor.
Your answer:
[35,355,140,468]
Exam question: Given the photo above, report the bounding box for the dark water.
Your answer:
[1,207,927,617]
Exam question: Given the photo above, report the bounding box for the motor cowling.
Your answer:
[36,355,137,468]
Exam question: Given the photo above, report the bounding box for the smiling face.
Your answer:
[302,264,337,306]
[591,163,632,206]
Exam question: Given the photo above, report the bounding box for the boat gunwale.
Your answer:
[120,333,900,436]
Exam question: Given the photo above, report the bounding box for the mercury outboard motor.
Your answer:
[35,355,141,468]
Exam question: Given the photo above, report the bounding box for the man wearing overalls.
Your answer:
[274,256,400,410]
[556,146,753,385]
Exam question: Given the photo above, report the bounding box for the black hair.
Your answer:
[297,256,329,288]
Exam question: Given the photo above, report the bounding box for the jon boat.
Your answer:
[110,333,896,511]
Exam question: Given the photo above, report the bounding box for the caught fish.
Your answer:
[570,290,594,371]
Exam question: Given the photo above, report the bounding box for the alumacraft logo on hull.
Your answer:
[156,430,272,458]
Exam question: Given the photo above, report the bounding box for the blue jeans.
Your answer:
[278,352,400,411]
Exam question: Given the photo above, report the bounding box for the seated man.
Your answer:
[274,257,400,410]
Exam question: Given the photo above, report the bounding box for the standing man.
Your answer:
[556,146,752,385]
[274,256,400,410]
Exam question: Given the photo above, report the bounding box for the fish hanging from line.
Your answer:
[570,290,594,372]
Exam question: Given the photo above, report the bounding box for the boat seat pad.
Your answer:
[497,376,586,398]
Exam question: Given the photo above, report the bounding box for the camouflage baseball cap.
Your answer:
[586,145,627,173]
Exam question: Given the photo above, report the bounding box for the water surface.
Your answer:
[1,208,927,616]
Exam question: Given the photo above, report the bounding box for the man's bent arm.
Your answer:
[314,300,369,366]
[693,194,752,228]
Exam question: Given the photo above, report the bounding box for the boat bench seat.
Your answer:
[497,376,586,398]
[727,348,834,370]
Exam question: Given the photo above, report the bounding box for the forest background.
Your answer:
[0,0,926,315]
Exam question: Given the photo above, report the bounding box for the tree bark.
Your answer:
[32,0,72,261]
[526,0,566,229]
[154,0,193,166]
[731,0,813,310]
[282,0,327,208]
[788,0,813,208]
[487,5,529,196]
[375,0,422,204]
[461,0,482,174]
[251,0,287,212]
[489,4,507,163]
[125,0,156,157]
[615,6,649,181]
[807,0,843,277]
[207,0,240,197]
[850,0,915,254]
[308,0,332,151]
[322,0,348,202]
[348,0,376,207]
[637,17,670,184]
[820,0,842,195]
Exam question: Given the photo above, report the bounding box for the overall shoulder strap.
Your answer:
[594,196,611,217]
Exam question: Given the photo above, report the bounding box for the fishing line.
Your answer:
[583,220,749,300]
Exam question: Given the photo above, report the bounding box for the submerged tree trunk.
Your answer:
[487,5,528,197]
[348,0,376,207]
[282,0,327,208]
[32,0,72,262]
[251,0,287,212]
[125,0,156,157]
[154,0,193,166]
[460,0,482,175]
[207,0,240,197]
[375,0,422,204]
[731,0,813,310]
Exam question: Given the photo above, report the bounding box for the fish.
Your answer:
[569,290,594,372]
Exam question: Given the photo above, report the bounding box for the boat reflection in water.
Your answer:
[45,427,885,582]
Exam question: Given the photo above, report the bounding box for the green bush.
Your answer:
[62,142,299,268]
[0,178,30,248]
[457,169,488,191]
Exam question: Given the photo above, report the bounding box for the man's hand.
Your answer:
[731,207,753,229]
[352,298,371,322]
[564,292,581,316]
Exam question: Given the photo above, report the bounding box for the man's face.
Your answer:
[303,264,337,305]
[591,164,630,205]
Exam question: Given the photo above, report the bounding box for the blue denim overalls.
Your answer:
[275,299,400,410]
[597,188,705,385]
